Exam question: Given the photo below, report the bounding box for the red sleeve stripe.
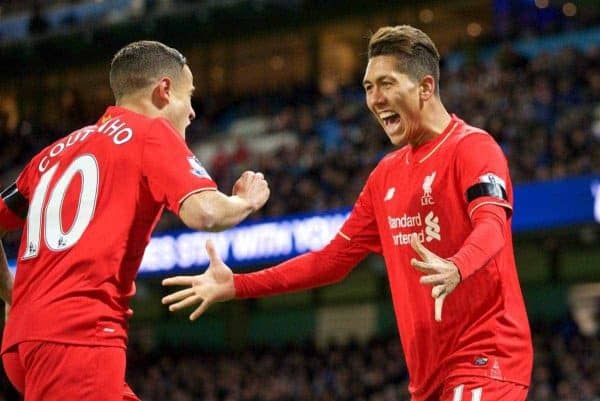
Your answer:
[177,186,218,206]
[468,201,512,219]
[338,231,351,241]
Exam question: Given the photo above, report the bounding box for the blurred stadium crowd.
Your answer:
[1,42,599,223]
[200,43,600,221]
[1,0,599,44]
[1,3,600,401]
[130,323,600,401]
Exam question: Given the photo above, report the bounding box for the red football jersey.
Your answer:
[234,115,533,400]
[0,106,216,352]
[339,115,532,399]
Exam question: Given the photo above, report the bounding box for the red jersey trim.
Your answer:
[177,187,218,208]
[418,120,459,163]
[468,201,512,219]
[338,231,351,241]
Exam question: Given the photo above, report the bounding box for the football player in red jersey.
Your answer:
[162,26,533,401]
[0,41,269,401]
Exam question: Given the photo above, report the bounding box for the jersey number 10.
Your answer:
[23,155,99,259]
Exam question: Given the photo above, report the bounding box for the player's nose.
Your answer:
[369,87,387,108]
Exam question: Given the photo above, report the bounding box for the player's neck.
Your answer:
[115,97,163,120]
[409,102,452,148]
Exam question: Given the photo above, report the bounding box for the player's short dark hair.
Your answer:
[368,25,440,95]
[110,41,187,101]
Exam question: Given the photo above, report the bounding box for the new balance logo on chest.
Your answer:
[421,171,436,205]
[384,187,396,201]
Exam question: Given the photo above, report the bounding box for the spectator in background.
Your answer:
[28,2,49,35]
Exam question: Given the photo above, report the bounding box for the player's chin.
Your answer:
[387,130,407,146]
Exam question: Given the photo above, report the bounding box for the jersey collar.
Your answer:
[97,106,130,125]
[408,114,461,164]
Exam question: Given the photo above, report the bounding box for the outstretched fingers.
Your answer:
[162,276,197,287]
[168,293,203,312]
[162,288,196,305]
[190,300,212,321]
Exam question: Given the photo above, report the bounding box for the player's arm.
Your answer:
[162,178,381,320]
[0,232,13,306]
[411,133,512,321]
[179,171,269,232]
[0,182,27,306]
[447,203,507,279]
[143,120,269,232]
[0,231,13,322]
[162,233,370,320]
[233,233,370,298]
[449,133,513,279]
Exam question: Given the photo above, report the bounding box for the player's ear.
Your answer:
[419,75,435,101]
[152,77,173,108]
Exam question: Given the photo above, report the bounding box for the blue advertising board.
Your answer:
[7,175,600,276]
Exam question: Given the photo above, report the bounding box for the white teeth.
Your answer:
[380,112,398,119]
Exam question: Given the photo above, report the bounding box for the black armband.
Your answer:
[466,182,508,203]
[1,183,28,219]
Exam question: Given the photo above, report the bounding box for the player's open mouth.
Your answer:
[380,112,400,127]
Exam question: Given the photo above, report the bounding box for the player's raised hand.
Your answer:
[410,235,461,322]
[232,170,270,212]
[161,240,236,321]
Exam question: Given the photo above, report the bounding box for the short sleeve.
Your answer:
[141,119,217,215]
[455,133,513,219]
[0,191,25,230]
[338,174,382,254]
[0,162,34,231]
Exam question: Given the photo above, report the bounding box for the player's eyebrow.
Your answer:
[363,75,395,87]
[376,75,395,83]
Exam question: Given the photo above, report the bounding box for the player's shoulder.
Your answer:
[102,107,182,146]
[150,117,181,136]
[124,111,182,142]
[368,147,407,181]
[449,120,504,158]
[452,119,496,147]
[450,118,507,167]
[452,120,488,139]
[106,107,155,131]
[376,147,406,169]
[101,106,168,130]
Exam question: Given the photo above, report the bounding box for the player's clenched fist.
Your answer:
[232,170,270,211]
